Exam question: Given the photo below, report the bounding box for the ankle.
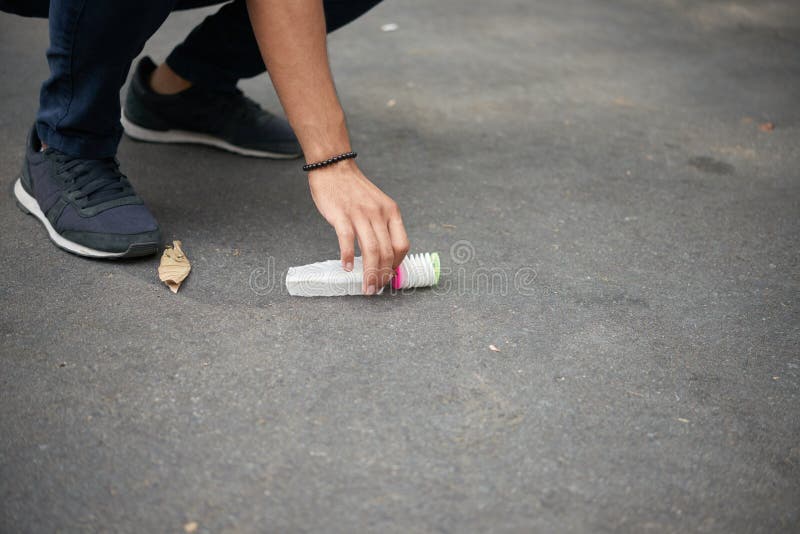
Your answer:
[149,63,192,95]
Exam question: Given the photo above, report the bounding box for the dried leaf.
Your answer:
[158,240,191,293]
[184,521,198,533]
[489,344,500,352]
[759,122,775,132]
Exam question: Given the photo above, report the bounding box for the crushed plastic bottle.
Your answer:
[286,252,440,297]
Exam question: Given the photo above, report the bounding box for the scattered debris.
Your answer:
[386,98,397,108]
[232,248,240,256]
[759,122,775,132]
[626,390,644,398]
[772,376,780,381]
[441,223,457,229]
[489,344,501,352]
[184,521,198,533]
[381,23,399,32]
[555,376,566,382]
[612,96,636,108]
[676,417,690,423]
[158,240,191,294]
[58,362,66,368]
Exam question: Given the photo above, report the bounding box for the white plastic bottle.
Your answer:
[286,252,440,297]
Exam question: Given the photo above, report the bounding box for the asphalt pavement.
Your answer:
[1,1,799,532]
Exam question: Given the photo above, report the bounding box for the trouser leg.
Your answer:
[165,0,384,92]
[36,0,178,157]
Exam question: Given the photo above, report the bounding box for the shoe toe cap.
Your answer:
[58,203,159,234]
[57,204,161,254]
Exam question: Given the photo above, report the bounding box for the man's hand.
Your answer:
[308,160,409,295]
[245,0,409,293]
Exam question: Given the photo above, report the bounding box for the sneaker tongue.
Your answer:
[85,159,130,204]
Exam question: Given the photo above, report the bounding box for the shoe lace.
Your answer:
[51,151,137,209]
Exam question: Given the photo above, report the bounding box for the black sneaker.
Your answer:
[122,57,302,159]
[13,125,161,259]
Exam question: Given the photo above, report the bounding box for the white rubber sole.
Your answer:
[121,113,301,159]
[13,178,155,259]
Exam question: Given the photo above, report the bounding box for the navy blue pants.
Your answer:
[1,0,382,157]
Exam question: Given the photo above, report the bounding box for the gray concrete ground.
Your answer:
[1,0,799,532]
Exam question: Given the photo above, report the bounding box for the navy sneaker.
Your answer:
[122,57,302,159]
[13,125,161,259]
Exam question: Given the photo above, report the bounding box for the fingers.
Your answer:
[371,219,396,290]
[354,201,408,295]
[314,169,407,296]
[354,218,380,295]
[386,202,410,268]
[334,221,355,271]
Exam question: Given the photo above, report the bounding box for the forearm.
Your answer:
[245,0,350,162]
[245,0,410,290]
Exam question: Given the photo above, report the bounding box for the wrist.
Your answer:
[307,157,358,177]
[297,114,351,164]
[303,151,357,172]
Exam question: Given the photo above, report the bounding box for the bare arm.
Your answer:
[246,0,409,294]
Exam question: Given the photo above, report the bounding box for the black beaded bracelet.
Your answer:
[302,151,357,172]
